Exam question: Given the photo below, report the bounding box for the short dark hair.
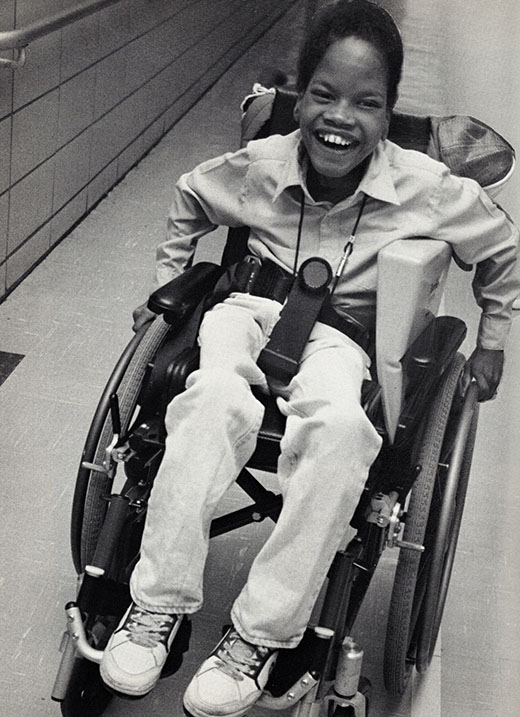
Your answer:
[296,0,404,108]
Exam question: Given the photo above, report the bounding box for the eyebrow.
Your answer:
[310,78,386,98]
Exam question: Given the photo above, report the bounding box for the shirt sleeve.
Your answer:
[432,170,520,350]
[153,148,251,291]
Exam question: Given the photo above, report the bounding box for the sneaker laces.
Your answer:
[124,606,176,649]
[215,630,273,681]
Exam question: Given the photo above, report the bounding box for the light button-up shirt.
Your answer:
[155,130,519,350]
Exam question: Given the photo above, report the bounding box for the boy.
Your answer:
[100,2,519,716]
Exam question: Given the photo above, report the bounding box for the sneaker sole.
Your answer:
[100,671,155,698]
[103,683,151,701]
[100,661,159,698]
[183,695,253,717]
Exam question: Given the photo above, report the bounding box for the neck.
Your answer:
[307,158,369,204]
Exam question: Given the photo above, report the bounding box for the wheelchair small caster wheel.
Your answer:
[327,676,371,717]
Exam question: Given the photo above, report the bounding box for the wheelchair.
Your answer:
[51,87,515,717]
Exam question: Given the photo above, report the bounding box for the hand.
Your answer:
[132,302,157,333]
[461,347,504,402]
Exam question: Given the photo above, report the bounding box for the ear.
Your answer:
[293,94,303,124]
[382,108,392,140]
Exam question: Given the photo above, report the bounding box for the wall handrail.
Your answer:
[0,0,126,68]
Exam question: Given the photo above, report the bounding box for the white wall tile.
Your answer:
[93,49,127,120]
[50,188,87,246]
[0,190,8,261]
[96,2,131,56]
[0,258,5,295]
[0,117,12,195]
[116,134,145,180]
[8,159,54,253]
[13,34,61,110]
[11,90,59,184]
[0,2,15,120]
[88,102,127,178]
[6,222,51,290]
[57,67,96,146]
[53,130,91,211]
[11,90,59,185]
[60,14,100,82]
[87,158,118,209]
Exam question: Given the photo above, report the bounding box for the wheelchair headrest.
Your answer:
[241,85,515,196]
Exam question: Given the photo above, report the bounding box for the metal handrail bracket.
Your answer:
[0,0,126,69]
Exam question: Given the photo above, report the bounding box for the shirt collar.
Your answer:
[273,131,400,206]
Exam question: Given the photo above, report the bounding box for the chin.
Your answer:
[312,159,357,180]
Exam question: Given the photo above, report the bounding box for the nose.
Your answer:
[323,99,356,127]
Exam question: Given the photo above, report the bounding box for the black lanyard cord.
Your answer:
[293,190,369,296]
[292,188,307,276]
[331,193,368,294]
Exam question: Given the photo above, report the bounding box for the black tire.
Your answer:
[415,382,479,672]
[60,657,112,717]
[383,353,465,696]
[71,318,170,573]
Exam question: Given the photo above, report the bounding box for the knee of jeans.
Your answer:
[286,404,381,464]
[165,368,262,434]
[324,403,380,445]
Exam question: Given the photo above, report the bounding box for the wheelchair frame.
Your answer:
[51,281,479,717]
[51,85,510,716]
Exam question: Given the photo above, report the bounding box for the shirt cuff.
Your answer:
[477,313,512,350]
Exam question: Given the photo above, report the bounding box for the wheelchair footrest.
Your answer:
[264,628,318,698]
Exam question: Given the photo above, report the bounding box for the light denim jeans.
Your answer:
[130,293,382,649]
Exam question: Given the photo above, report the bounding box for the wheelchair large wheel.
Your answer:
[383,352,471,695]
[414,382,479,672]
[71,317,170,573]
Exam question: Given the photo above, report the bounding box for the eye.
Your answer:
[359,98,384,109]
[310,86,334,102]
[358,95,386,109]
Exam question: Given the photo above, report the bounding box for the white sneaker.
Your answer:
[100,602,180,697]
[183,628,277,717]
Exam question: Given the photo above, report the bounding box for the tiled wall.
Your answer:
[0,0,297,300]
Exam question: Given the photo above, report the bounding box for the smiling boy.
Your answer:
[297,32,391,202]
[100,2,519,715]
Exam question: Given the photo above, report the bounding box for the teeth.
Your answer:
[319,132,351,147]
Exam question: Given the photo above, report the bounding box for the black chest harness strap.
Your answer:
[253,192,370,383]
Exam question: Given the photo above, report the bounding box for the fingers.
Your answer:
[474,374,495,402]
[469,365,501,402]
[463,347,504,402]
[132,304,156,333]
[132,314,154,333]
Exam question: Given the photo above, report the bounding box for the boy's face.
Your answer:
[295,36,391,185]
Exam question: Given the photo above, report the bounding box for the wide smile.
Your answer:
[315,130,359,151]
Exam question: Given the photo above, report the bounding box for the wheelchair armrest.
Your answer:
[376,239,452,442]
[393,315,467,446]
[148,262,223,323]
[401,315,467,381]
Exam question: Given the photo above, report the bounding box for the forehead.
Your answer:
[311,36,388,91]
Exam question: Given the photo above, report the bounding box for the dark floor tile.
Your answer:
[0,351,24,386]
